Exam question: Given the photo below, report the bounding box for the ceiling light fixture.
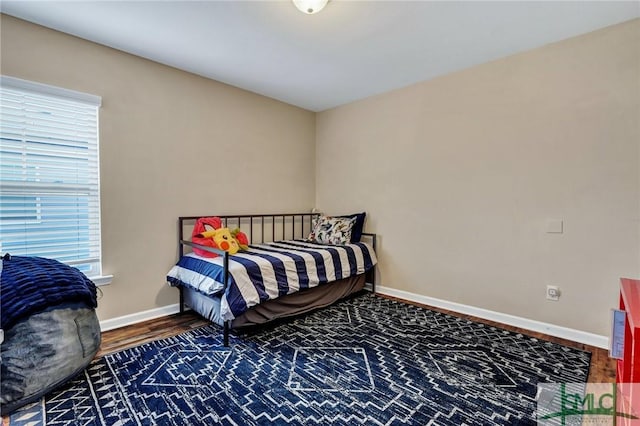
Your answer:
[292,0,328,15]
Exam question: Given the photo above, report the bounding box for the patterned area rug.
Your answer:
[9,294,591,425]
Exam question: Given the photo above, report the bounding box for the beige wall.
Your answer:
[316,19,640,336]
[0,15,316,321]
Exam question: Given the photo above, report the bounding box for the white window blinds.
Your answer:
[0,76,103,277]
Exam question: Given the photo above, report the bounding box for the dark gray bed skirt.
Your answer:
[182,274,366,329]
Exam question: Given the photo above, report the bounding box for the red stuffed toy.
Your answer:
[191,217,223,257]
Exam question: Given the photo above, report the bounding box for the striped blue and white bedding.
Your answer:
[167,240,377,321]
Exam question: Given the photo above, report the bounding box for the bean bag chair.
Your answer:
[0,255,101,415]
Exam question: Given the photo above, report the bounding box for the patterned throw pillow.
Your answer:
[308,215,357,245]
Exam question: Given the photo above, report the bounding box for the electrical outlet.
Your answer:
[546,285,561,301]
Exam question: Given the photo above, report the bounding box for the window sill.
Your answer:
[90,275,113,286]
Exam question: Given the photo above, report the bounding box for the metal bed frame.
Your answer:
[176,212,377,346]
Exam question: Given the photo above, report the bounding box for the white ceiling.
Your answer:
[2,1,638,112]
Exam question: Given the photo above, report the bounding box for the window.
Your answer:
[0,76,107,280]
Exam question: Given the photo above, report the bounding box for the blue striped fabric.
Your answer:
[166,240,377,321]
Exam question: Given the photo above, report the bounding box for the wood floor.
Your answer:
[99,293,617,384]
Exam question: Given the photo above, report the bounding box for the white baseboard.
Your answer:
[99,304,181,332]
[374,285,609,349]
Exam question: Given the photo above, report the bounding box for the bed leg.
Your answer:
[366,269,376,294]
[223,321,230,347]
[179,287,185,314]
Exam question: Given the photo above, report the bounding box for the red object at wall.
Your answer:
[617,278,640,424]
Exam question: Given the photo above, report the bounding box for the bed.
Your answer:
[167,213,377,345]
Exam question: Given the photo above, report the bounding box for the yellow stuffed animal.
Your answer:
[198,228,240,255]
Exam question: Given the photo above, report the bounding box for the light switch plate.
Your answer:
[546,219,563,234]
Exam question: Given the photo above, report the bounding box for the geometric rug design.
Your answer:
[287,347,375,392]
[8,293,591,425]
